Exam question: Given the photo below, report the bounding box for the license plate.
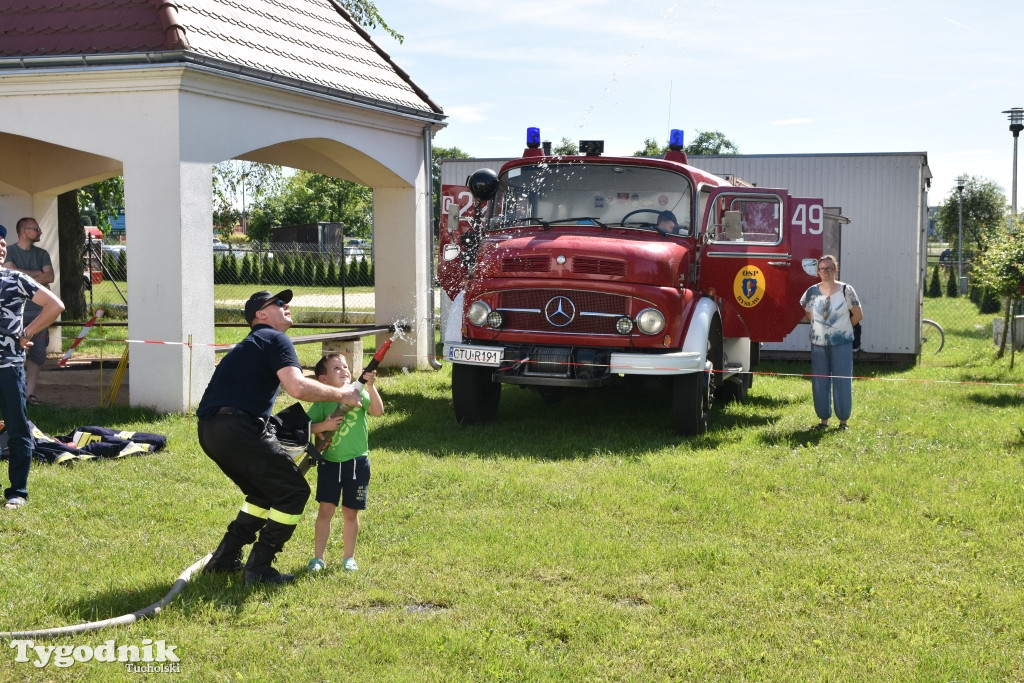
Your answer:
[448,345,503,366]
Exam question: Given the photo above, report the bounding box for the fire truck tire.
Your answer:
[452,364,501,425]
[718,374,750,404]
[672,372,708,436]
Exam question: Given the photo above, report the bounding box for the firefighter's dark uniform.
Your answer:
[197,304,308,584]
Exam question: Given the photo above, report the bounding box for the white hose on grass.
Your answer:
[0,554,210,639]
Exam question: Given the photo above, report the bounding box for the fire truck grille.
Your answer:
[502,256,550,272]
[497,290,628,335]
[572,257,626,276]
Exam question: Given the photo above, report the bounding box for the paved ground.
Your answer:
[36,359,130,409]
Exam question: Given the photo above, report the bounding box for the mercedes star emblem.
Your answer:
[544,296,576,327]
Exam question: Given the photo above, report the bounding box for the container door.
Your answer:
[698,187,823,342]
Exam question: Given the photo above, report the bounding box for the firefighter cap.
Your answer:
[0,224,6,239]
[244,289,293,325]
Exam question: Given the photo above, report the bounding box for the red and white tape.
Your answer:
[58,309,104,367]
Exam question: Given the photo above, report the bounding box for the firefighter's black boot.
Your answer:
[242,519,296,585]
[204,512,265,574]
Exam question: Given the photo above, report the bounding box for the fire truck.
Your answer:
[439,128,830,435]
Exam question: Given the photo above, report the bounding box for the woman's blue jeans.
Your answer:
[810,342,853,422]
[0,365,32,500]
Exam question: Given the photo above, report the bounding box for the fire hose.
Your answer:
[0,554,211,639]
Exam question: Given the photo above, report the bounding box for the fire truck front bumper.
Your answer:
[445,343,707,387]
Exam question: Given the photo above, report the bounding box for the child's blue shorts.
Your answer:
[316,456,370,510]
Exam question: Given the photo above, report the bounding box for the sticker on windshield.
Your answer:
[733,266,765,308]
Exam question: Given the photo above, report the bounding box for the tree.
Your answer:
[945,264,959,298]
[933,176,1007,257]
[212,161,283,238]
[926,265,942,298]
[78,178,124,232]
[634,130,739,157]
[634,137,666,157]
[971,217,1024,364]
[57,191,88,319]
[338,0,403,42]
[247,170,372,242]
[686,130,739,155]
[553,137,578,156]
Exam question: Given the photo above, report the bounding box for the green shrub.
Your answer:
[979,289,1002,314]
[326,258,337,286]
[239,253,252,284]
[945,266,959,298]
[926,265,942,298]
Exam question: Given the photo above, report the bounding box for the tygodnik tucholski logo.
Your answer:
[8,638,180,671]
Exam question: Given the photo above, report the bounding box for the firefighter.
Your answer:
[197,289,362,585]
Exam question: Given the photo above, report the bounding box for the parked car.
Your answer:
[102,243,126,257]
[343,246,369,264]
[213,238,230,252]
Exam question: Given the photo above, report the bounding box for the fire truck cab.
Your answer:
[440,128,828,435]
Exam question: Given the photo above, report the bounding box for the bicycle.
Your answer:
[921,318,945,353]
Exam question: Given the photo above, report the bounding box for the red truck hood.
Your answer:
[474,230,690,287]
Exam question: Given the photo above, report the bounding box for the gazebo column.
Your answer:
[123,158,215,412]
[373,184,431,369]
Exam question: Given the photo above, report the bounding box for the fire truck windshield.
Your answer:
[489,164,693,235]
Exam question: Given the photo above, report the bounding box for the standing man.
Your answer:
[3,217,56,406]
[0,224,66,509]
[197,289,362,584]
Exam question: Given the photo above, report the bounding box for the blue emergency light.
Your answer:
[669,129,685,151]
[526,127,541,148]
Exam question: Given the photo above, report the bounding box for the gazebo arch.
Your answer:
[0,1,445,412]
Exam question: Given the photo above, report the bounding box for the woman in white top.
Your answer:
[799,255,863,430]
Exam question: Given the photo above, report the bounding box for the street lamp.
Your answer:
[1003,107,1024,218]
[956,175,966,292]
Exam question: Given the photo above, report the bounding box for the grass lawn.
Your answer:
[2,295,1024,680]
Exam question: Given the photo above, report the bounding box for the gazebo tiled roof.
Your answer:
[0,0,442,119]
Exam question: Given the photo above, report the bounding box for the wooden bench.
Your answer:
[217,324,395,372]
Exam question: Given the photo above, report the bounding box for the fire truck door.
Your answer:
[438,184,475,299]
[698,187,824,342]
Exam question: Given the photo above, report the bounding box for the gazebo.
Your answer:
[0,0,445,411]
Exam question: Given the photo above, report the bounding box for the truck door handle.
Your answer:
[766,261,790,266]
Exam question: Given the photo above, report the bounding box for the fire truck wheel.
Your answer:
[452,364,501,425]
[672,372,709,436]
[718,374,750,404]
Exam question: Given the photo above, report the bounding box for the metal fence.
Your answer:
[84,240,375,324]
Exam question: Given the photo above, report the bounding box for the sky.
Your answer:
[367,0,1024,208]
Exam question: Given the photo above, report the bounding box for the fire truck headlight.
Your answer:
[636,308,666,335]
[615,316,634,335]
[467,301,492,327]
[487,310,505,329]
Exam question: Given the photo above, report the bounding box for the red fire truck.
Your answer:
[439,128,829,435]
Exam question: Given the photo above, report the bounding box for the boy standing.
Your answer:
[307,352,384,573]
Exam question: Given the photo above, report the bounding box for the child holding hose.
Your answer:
[307,352,384,573]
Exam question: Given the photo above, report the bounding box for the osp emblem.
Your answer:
[544,296,576,327]
[733,266,765,308]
